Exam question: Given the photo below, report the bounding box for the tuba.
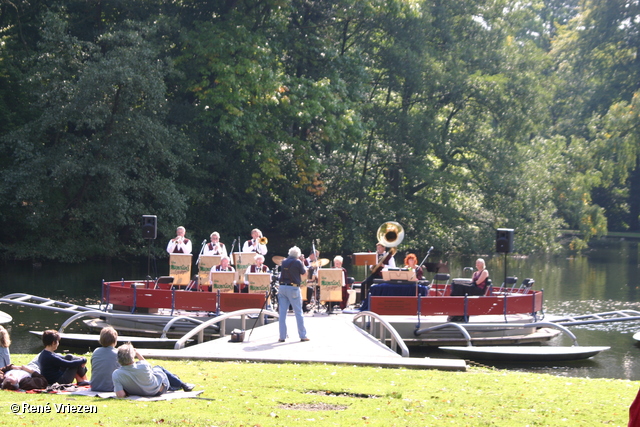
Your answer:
[376,221,404,248]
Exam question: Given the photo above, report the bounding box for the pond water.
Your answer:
[2,240,640,381]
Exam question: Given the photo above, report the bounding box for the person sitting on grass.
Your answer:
[112,344,193,398]
[0,364,48,391]
[0,325,11,367]
[90,326,120,392]
[38,330,89,386]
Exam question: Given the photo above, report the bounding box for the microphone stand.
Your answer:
[416,246,433,329]
[311,240,320,314]
[195,239,207,265]
[418,246,433,277]
[228,238,237,265]
[189,239,207,291]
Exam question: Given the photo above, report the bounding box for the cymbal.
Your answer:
[311,258,330,268]
[272,255,285,266]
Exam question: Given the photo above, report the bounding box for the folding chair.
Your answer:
[154,276,174,290]
[483,278,494,296]
[517,278,535,293]
[498,276,518,294]
[432,273,450,295]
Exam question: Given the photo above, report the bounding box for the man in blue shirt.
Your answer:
[277,246,310,343]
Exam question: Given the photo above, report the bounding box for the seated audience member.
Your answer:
[112,344,193,398]
[0,365,48,391]
[38,330,88,385]
[90,326,120,392]
[0,325,11,367]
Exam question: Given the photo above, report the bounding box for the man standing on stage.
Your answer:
[166,226,192,255]
[277,246,309,343]
[202,231,227,258]
[242,228,268,255]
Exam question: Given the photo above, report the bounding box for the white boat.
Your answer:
[354,278,563,347]
[28,330,188,349]
[439,345,610,362]
[0,310,11,324]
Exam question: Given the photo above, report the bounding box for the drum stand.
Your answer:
[305,282,326,314]
[268,266,280,312]
[305,283,341,315]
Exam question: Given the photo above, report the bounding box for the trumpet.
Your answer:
[258,236,268,245]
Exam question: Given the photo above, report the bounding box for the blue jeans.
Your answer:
[277,285,307,340]
[155,366,185,391]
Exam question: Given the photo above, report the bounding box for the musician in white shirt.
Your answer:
[242,228,267,255]
[202,232,228,258]
[374,243,396,270]
[166,226,192,255]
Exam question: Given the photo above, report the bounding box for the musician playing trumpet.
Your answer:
[203,231,228,258]
[242,228,268,255]
[166,226,192,255]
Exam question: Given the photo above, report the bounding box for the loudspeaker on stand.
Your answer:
[496,228,514,253]
[141,215,157,239]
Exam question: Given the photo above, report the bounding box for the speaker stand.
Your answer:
[146,239,153,279]
[503,252,508,291]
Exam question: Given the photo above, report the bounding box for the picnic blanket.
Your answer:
[69,388,205,401]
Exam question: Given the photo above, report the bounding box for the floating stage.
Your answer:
[138,313,467,371]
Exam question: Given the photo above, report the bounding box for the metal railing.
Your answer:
[352,311,410,357]
[174,308,279,349]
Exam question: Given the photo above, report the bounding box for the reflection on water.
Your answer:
[3,241,640,380]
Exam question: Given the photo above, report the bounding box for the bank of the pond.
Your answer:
[0,354,635,426]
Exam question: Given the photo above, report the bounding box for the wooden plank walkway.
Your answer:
[139,313,466,371]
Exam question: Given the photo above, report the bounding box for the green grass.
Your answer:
[0,354,636,426]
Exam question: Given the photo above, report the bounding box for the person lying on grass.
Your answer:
[112,343,193,398]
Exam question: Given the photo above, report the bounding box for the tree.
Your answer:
[0,12,188,261]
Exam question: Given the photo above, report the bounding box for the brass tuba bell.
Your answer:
[376,221,404,247]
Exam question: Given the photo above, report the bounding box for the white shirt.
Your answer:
[166,237,192,255]
[202,242,228,258]
[242,239,267,255]
[377,252,396,268]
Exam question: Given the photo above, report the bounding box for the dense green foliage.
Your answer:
[0,0,638,261]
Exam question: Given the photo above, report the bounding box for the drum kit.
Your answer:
[270,254,332,313]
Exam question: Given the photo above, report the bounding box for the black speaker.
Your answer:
[496,228,514,253]
[141,215,157,239]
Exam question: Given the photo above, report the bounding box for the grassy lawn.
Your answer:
[0,354,636,426]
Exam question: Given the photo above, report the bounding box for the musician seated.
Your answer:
[239,255,269,293]
[304,250,320,282]
[334,256,351,310]
[214,256,235,272]
[404,253,424,281]
[450,258,489,296]
[371,243,396,275]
